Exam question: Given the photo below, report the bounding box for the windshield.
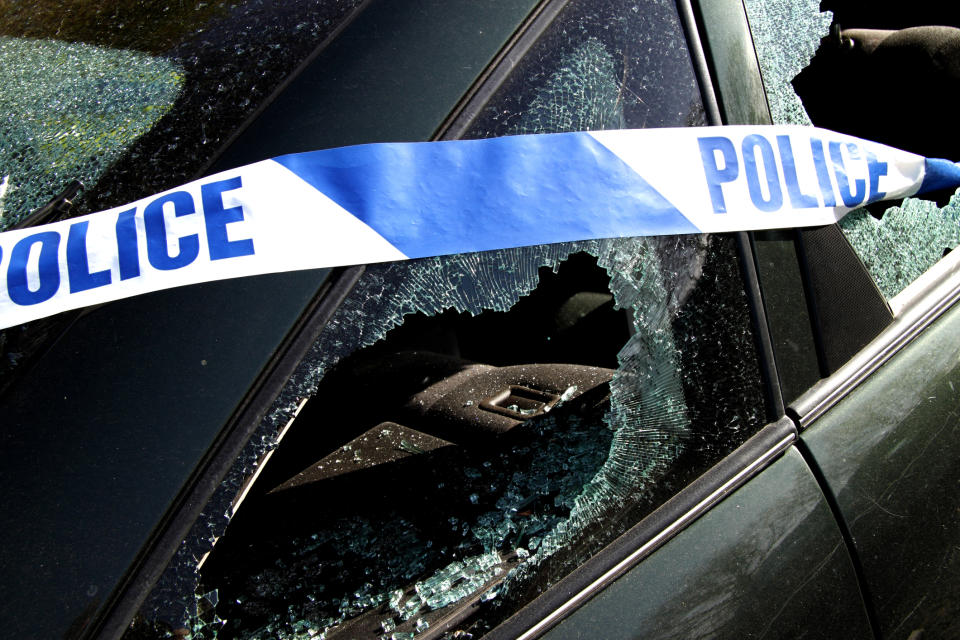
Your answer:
[0,0,366,229]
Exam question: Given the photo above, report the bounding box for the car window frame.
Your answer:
[473,1,802,636]
[104,0,789,637]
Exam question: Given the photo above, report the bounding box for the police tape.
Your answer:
[1,124,958,330]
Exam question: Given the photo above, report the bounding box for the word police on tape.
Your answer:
[1,125,958,330]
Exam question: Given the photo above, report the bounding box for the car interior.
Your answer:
[199,253,627,638]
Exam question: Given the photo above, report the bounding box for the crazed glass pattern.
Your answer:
[174,228,766,640]
[190,238,689,640]
[741,0,832,126]
[839,192,960,299]
[0,0,365,226]
[0,36,182,228]
[133,237,692,638]
[742,0,960,298]
[509,38,626,134]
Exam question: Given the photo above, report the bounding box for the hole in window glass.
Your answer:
[130,231,765,639]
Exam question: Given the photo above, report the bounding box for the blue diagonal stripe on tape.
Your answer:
[920,158,960,194]
[273,131,698,257]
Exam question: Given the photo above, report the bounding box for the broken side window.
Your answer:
[124,1,765,638]
[182,236,764,640]
[743,0,960,301]
[838,197,960,299]
[125,235,766,640]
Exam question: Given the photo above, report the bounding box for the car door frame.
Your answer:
[88,0,811,637]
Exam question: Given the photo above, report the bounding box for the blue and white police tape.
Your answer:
[1,124,958,330]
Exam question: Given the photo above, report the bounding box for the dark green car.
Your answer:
[0,0,956,638]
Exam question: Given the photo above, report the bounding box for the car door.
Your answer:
[7,1,950,640]
[474,1,878,638]
[752,2,960,636]
[117,1,878,639]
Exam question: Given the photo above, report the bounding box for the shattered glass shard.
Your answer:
[388,589,404,612]
[0,36,183,229]
[840,193,960,299]
[399,439,426,454]
[741,0,832,125]
[506,38,625,135]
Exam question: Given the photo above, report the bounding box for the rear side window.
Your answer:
[839,197,960,300]
[128,1,767,638]
[742,0,960,302]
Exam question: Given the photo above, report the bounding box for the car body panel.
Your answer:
[801,298,960,639]
[539,447,873,640]
[691,0,770,128]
